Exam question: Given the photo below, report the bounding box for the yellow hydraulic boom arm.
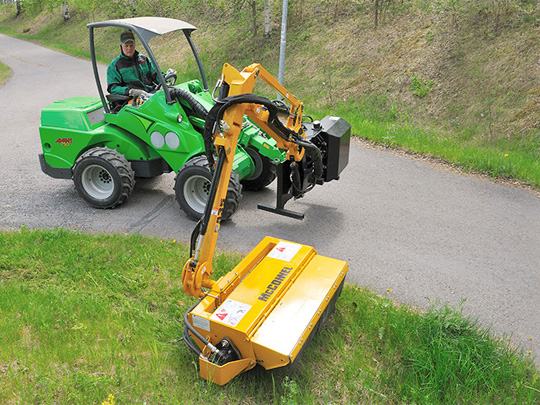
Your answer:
[179,63,350,385]
[182,63,312,298]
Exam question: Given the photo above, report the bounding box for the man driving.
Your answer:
[107,30,158,98]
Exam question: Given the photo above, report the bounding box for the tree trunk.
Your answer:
[62,1,70,21]
[251,0,258,37]
[264,0,272,37]
[374,0,380,28]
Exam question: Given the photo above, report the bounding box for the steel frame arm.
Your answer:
[182,63,307,298]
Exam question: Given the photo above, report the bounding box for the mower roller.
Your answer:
[181,63,350,384]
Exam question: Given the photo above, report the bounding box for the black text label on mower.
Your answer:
[258,266,293,302]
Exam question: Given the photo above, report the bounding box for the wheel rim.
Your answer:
[183,174,211,213]
[81,164,114,200]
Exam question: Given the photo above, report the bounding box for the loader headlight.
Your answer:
[165,132,180,149]
[150,131,165,148]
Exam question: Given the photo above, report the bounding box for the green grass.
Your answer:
[1,3,539,402]
[0,61,12,86]
[323,98,540,187]
[1,228,538,403]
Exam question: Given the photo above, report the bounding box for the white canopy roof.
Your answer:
[87,17,197,42]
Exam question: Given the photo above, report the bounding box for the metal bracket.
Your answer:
[257,162,304,220]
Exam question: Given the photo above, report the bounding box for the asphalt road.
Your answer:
[1,34,539,363]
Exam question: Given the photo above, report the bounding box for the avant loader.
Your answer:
[39,18,284,221]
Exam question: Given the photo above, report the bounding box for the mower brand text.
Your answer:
[258,266,293,302]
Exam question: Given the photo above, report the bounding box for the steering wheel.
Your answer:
[165,71,177,86]
[155,70,177,91]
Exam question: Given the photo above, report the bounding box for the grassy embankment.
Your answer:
[0,228,539,404]
[1,1,540,188]
[0,61,12,86]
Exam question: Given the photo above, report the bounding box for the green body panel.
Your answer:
[39,80,283,179]
[104,89,205,170]
[40,97,160,169]
[40,97,106,131]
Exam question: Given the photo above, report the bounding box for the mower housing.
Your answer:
[186,236,348,385]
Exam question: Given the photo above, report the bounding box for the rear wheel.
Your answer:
[240,146,277,191]
[73,147,135,208]
[175,155,242,221]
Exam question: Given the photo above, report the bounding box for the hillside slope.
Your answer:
[1,0,539,183]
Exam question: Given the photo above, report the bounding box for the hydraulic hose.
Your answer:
[297,138,323,179]
[202,93,325,194]
[189,219,202,257]
[183,299,207,357]
[170,88,209,119]
[183,299,224,361]
[199,146,227,237]
[202,93,305,166]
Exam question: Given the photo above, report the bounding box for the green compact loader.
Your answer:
[39,17,283,220]
[39,17,350,221]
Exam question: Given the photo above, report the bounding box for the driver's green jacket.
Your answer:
[107,50,158,95]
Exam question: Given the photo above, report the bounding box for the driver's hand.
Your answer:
[166,68,177,76]
[129,88,150,99]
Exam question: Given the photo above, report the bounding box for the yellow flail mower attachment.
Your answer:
[181,63,350,385]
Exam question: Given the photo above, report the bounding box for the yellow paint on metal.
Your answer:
[188,237,348,384]
[181,63,348,385]
[199,357,253,386]
[251,254,347,369]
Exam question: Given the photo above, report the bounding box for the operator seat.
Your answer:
[106,94,131,114]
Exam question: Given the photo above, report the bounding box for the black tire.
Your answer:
[73,147,135,209]
[240,146,277,191]
[174,155,242,221]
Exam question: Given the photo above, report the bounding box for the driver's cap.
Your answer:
[120,30,135,43]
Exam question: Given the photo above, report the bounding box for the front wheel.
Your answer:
[240,146,277,191]
[73,147,135,208]
[174,155,242,221]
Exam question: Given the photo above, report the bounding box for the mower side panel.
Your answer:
[250,253,347,369]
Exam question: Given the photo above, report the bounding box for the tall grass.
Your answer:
[317,98,540,188]
[1,228,538,403]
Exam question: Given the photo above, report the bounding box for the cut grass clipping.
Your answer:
[0,228,538,403]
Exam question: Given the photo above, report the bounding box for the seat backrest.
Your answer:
[106,94,131,113]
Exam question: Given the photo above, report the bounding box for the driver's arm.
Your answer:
[107,62,130,96]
